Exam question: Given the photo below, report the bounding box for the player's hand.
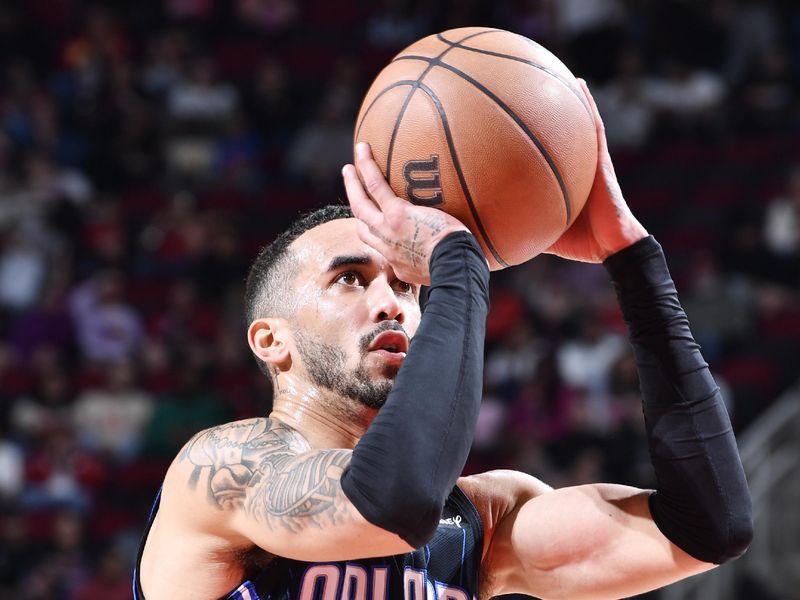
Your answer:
[342,142,470,285]
[544,80,648,263]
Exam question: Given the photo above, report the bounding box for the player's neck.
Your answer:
[269,373,375,450]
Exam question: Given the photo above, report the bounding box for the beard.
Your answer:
[294,323,406,409]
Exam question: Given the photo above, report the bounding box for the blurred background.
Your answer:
[0,0,798,598]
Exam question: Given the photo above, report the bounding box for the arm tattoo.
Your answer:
[179,419,353,531]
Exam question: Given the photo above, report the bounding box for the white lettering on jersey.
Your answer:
[299,564,341,600]
[341,564,368,600]
[372,566,389,600]
[404,567,437,600]
[404,566,426,600]
[437,515,463,528]
[296,564,467,600]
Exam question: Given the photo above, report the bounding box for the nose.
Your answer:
[367,278,404,324]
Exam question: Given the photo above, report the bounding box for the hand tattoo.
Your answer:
[369,212,448,268]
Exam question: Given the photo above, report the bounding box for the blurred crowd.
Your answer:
[0,1,799,598]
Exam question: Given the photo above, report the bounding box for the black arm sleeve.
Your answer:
[340,231,489,548]
[604,236,753,564]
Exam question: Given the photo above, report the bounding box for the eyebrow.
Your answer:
[326,254,372,272]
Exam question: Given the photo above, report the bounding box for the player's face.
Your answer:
[287,218,422,408]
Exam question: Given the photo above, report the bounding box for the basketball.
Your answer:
[354,27,598,270]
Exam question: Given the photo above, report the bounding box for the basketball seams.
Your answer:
[357,27,511,266]
[414,81,509,268]
[435,32,592,119]
[358,28,596,269]
[361,29,504,187]
[434,59,573,226]
[385,86,423,184]
[394,54,573,228]
[354,81,416,142]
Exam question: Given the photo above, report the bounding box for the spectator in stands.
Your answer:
[484,318,545,398]
[18,510,91,599]
[188,216,246,302]
[763,164,800,257]
[165,56,239,181]
[213,111,265,190]
[642,57,726,133]
[0,229,49,312]
[20,423,105,512]
[72,360,154,461]
[551,0,626,82]
[243,57,296,146]
[142,359,230,459]
[112,94,163,186]
[510,352,577,443]
[167,56,238,123]
[0,423,23,502]
[151,279,220,351]
[724,0,780,85]
[140,337,179,393]
[602,354,651,486]
[68,270,144,363]
[736,46,796,133]
[595,49,655,149]
[557,313,626,395]
[682,250,755,361]
[77,199,130,274]
[287,86,356,189]
[10,368,74,444]
[141,30,188,97]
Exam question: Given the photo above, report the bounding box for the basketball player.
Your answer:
[134,82,751,600]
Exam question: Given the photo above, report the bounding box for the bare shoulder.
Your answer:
[457,470,553,557]
[173,418,310,496]
[162,418,316,529]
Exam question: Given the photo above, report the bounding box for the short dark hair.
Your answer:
[244,204,354,376]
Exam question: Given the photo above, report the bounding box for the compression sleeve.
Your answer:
[340,231,490,548]
[604,236,753,564]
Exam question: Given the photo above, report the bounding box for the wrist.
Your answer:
[602,219,649,259]
[429,230,488,280]
[603,235,674,301]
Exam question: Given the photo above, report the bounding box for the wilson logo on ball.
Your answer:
[403,155,444,206]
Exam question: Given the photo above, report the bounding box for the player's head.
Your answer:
[245,205,422,409]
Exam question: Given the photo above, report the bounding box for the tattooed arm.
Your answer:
[164,417,416,561]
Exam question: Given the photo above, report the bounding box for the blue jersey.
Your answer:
[133,486,484,600]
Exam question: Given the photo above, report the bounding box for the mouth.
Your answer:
[367,331,409,360]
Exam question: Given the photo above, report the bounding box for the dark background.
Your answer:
[0,0,799,598]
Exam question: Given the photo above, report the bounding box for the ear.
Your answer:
[248,318,292,374]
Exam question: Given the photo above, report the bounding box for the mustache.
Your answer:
[359,321,409,353]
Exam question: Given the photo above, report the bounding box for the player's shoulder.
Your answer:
[176,417,310,465]
[161,418,311,521]
[457,470,553,556]
[459,469,553,509]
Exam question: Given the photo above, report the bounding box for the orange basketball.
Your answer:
[354,27,598,270]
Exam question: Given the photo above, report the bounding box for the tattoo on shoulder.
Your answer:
[179,419,353,531]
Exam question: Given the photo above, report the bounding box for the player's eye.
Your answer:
[335,271,363,287]
[394,280,416,295]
